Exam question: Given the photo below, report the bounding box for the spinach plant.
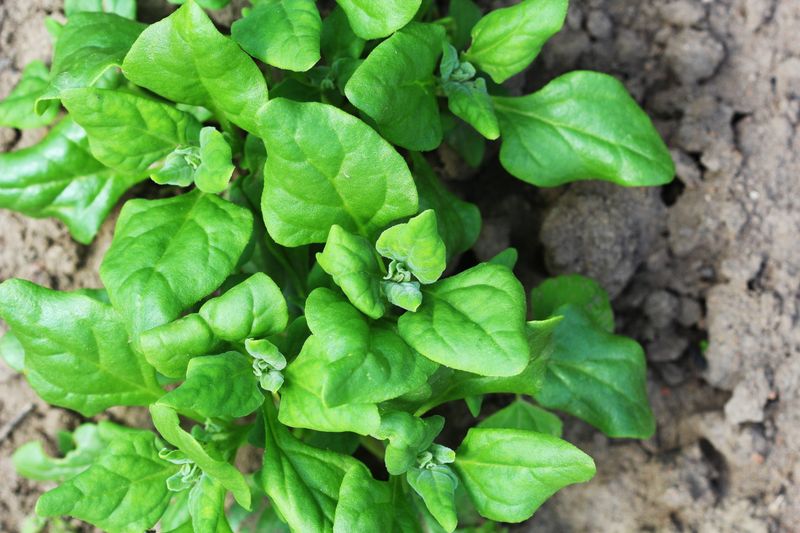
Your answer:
[0,0,673,531]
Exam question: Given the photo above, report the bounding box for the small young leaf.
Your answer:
[464,0,568,83]
[345,23,445,151]
[100,191,253,335]
[188,474,234,533]
[122,0,268,134]
[0,61,58,129]
[531,274,614,332]
[36,426,178,533]
[194,127,234,194]
[534,305,656,438]
[258,98,418,246]
[320,6,365,62]
[398,263,529,376]
[333,467,420,533]
[443,78,500,140]
[0,329,25,372]
[13,423,107,482]
[136,314,220,379]
[493,71,675,187]
[159,352,264,419]
[0,279,162,416]
[64,0,137,18]
[454,428,595,522]
[382,281,423,313]
[232,0,322,72]
[478,399,563,437]
[335,0,422,40]
[378,211,446,284]
[316,225,385,319]
[407,466,459,532]
[376,411,443,475]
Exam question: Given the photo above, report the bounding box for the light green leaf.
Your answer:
[531,274,614,332]
[0,117,145,244]
[0,329,25,372]
[159,352,263,419]
[122,0,269,134]
[478,399,562,437]
[398,263,529,376]
[454,428,595,522]
[377,210,446,284]
[494,71,675,187]
[100,190,252,335]
[0,61,58,129]
[136,314,220,379]
[345,23,444,151]
[443,78,499,140]
[261,401,361,533]
[64,0,137,18]
[333,467,420,533]
[150,146,198,187]
[376,412,443,475]
[0,279,162,416]
[411,154,480,258]
[448,0,482,50]
[464,0,568,84]
[259,98,418,246]
[36,425,177,533]
[13,423,107,482]
[150,404,251,510]
[534,305,656,438]
[382,281,423,312]
[232,0,321,72]
[189,474,234,533]
[407,466,459,532]
[194,127,234,194]
[61,88,200,173]
[335,0,422,39]
[316,225,385,319]
[305,288,437,406]
[321,6,365,62]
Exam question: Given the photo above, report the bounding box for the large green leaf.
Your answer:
[493,71,675,187]
[258,98,417,246]
[398,263,529,376]
[261,401,360,533]
[232,0,321,72]
[345,23,444,151]
[478,399,562,437]
[0,61,58,128]
[136,314,220,379]
[100,190,253,335]
[534,305,656,438]
[333,468,420,533]
[454,428,595,522]
[316,225,385,319]
[0,279,162,416]
[36,426,177,533]
[376,210,446,284]
[464,0,567,83]
[61,88,200,173]
[122,0,268,134]
[335,0,421,39]
[0,118,145,244]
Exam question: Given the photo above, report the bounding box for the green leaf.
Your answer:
[259,98,418,246]
[280,336,382,436]
[100,190,252,335]
[189,474,234,533]
[13,423,108,482]
[260,401,361,533]
[122,0,269,135]
[411,153,480,258]
[39,12,145,110]
[333,467,420,533]
[150,404,251,510]
[398,263,529,376]
[160,352,263,419]
[232,0,321,72]
[534,305,656,438]
[454,428,595,522]
[377,210,446,284]
[464,0,568,84]
[0,329,25,372]
[377,412,443,475]
[36,425,178,533]
[0,279,162,416]
[488,248,518,270]
[321,6,365,62]
[382,281,423,312]
[0,117,145,244]
[493,71,675,187]
[335,0,422,39]
[168,0,232,8]
[531,274,614,332]
[304,288,437,406]
[442,113,485,168]
[345,23,444,151]
[443,78,499,140]
[61,88,200,173]
[316,225,385,319]
[407,466,459,532]
[478,399,562,437]
[194,127,234,194]
[136,314,220,379]
[0,61,58,129]
[199,273,289,341]
[447,0,482,50]
[64,0,137,18]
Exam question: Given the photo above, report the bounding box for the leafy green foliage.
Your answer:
[2,1,673,530]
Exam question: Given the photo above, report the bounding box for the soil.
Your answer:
[1,0,799,532]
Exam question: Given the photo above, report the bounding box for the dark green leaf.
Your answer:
[448,0,482,50]
[320,6,365,62]
[531,274,614,332]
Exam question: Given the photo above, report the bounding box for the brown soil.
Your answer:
[1,0,799,532]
